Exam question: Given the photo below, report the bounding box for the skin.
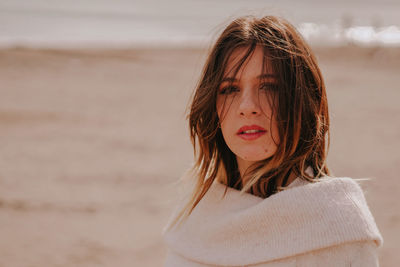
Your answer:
[216,45,280,183]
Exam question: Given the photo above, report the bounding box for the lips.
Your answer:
[237,125,267,141]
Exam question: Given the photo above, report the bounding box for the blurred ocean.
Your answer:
[0,0,400,48]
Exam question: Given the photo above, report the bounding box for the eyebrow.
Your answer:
[221,74,277,83]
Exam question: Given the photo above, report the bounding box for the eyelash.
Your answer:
[218,83,278,95]
[260,83,279,92]
[219,85,239,95]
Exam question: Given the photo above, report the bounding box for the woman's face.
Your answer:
[216,46,280,172]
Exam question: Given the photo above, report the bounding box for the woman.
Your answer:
[162,15,383,266]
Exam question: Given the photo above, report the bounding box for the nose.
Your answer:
[237,90,261,117]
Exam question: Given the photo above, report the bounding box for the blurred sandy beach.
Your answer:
[0,46,399,266]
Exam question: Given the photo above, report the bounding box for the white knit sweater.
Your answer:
[162,176,383,267]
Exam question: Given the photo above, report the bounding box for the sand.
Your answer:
[0,46,399,266]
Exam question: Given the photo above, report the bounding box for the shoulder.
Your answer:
[250,241,380,267]
[283,175,384,247]
[284,176,364,198]
[304,176,374,211]
[289,176,370,198]
[295,240,380,267]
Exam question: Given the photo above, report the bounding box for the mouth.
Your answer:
[237,125,267,140]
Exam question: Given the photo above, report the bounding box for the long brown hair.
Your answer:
[167,15,330,230]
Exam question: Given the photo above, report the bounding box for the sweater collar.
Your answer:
[163,177,383,266]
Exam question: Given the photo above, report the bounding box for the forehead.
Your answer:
[223,45,274,78]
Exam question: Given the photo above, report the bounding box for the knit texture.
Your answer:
[162,177,383,266]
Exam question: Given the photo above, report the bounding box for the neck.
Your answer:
[236,156,256,186]
[236,156,299,188]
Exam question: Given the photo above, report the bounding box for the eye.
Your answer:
[219,85,239,95]
[260,83,279,92]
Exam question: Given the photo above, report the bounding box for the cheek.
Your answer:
[216,97,224,119]
[216,96,235,122]
[259,93,276,117]
[260,93,279,142]
[270,119,280,145]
